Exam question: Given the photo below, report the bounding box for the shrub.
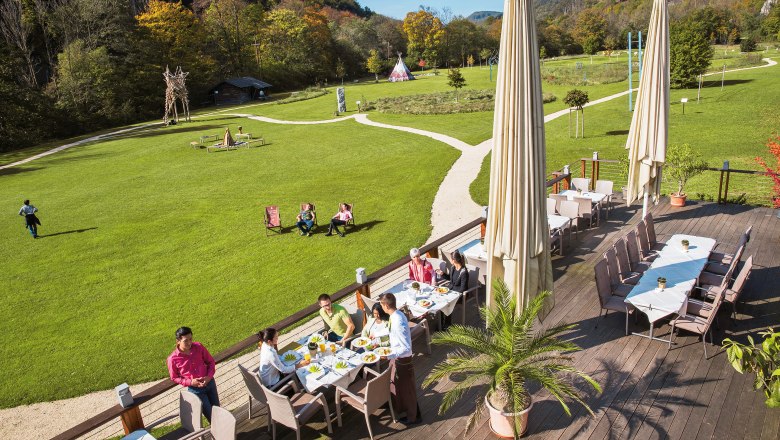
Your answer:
[275,87,329,105]
[670,22,713,88]
[740,37,757,53]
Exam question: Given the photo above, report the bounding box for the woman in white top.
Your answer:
[325,203,352,237]
[360,303,391,348]
[257,328,307,387]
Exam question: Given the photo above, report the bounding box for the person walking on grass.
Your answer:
[167,327,220,422]
[325,203,352,237]
[18,200,41,238]
[296,203,316,236]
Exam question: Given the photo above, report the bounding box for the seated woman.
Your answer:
[408,247,434,284]
[436,250,469,293]
[361,302,391,349]
[325,203,352,237]
[296,203,316,236]
[257,328,307,388]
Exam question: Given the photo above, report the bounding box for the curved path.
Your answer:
[3,58,778,439]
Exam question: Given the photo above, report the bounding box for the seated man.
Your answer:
[296,203,316,236]
[318,293,355,345]
[408,247,434,284]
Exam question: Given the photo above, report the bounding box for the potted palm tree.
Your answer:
[423,280,601,438]
[665,143,708,207]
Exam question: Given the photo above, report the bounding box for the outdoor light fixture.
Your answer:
[593,151,599,161]
[563,164,570,175]
[481,206,489,219]
[681,98,688,114]
[356,268,367,284]
[115,383,133,408]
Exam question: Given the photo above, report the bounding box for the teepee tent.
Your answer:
[388,55,415,82]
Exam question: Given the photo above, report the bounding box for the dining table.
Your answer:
[559,189,607,203]
[285,339,367,393]
[121,430,156,440]
[380,281,463,319]
[623,234,717,343]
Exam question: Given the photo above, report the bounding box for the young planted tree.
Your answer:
[479,48,492,67]
[335,57,346,85]
[670,22,713,88]
[447,67,466,102]
[467,54,474,68]
[365,49,383,82]
[564,89,589,138]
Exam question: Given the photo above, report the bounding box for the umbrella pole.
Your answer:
[642,183,649,218]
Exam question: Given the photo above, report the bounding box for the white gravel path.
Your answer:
[4,58,776,439]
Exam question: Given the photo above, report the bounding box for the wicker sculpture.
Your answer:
[163,66,191,125]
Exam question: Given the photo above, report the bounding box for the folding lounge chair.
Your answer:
[265,206,283,236]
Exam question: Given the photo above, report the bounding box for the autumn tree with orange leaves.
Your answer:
[755,135,780,208]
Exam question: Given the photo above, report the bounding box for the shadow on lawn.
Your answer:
[0,166,44,176]
[40,227,98,238]
[113,124,228,140]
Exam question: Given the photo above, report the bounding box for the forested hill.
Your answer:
[181,0,372,16]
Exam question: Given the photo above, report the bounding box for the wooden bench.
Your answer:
[199,134,219,143]
[190,141,202,149]
[206,143,238,153]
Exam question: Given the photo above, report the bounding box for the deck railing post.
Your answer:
[723,170,731,203]
[592,160,599,190]
[120,407,144,435]
[425,248,439,258]
[356,285,370,325]
[580,159,586,178]
[718,170,725,204]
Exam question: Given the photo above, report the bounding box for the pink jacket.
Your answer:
[408,260,434,284]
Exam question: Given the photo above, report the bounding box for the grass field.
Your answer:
[471,58,780,206]
[1,51,776,409]
[0,116,458,407]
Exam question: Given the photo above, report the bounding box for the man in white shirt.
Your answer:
[18,199,40,238]
[380,293,421,424]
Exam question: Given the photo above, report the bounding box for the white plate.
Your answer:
[305,364,328,379]
[361,352,379,363]
[280,351,301,365]
[352,337,371,348]
[373,347,392,357]
[307,334,326,344]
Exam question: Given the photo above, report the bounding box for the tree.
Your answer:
[755,135,780,208]
[740,36,756,52]
[564,89,589,138]
[0,0,38,87]
[539,46,547,62]
[447,67,466,102]
[573,9,607,55]
[335,57,346,84]
[365,49,382,82]
[467,54,474,68]
[403,9,444,66]
[479,48,492,67]
[670,22,713,88]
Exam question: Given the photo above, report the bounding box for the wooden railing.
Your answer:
[52,170,578,440]
[580,157,620,191]
[706,164,766,204]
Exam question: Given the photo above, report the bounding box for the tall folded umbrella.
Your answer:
[485,0,553,318]
[223,127,235,146]
[625,0,669,217]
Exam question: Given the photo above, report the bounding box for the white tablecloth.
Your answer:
[122,431,156,440]
[381,281,462,317]
[293,343,364,393]
[548,215,571,230]
[560,190,607,203]
[624,234,717,323]
[460,239,487,262]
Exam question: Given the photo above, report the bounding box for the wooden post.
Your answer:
[591,160,597,190]
[580,159,586,178]
[717,170,725,204]
[594,160,600,189]
[563,174,571,190]
[425,248,439,258]
[723,170,731,203]
[480,222,486,241]
[356,284,371,325]
[120,407,144,435]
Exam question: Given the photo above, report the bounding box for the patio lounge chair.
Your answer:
[594,259,633,335]
[209,406,236,440]
[264,206,283,236]
[262,380,333,440]
[145,390,206,440]
[237,363,298,431]
[669,290,725,358]
[334,367,396,440]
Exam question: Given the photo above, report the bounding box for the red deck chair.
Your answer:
[264,206,282,236]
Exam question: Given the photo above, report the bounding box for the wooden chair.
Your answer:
[669,290,725,358]
[335,367,396,440]
[264,206,283,236]
[603,248,638,294]
[210,406,236,440]
[594,259,632,335]
[262,381,333,440]
[147,391,206,440]
[571,177,591,191]
[237,363,297,432]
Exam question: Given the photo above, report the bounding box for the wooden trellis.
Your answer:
[163,66,191,125]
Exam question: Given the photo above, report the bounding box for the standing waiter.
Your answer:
[380,293,421,424]
[18,199,41,238]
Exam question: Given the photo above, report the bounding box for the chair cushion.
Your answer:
[671,314,707,334]
[612,283,633,297]
[704,261,729,276]
[622,273,641,285]
[709,251,733,265]
[290,392,322,423]
[340,378,368,409]
[604,295,629,313]
[686,300,714,318]
[699,271,724,287]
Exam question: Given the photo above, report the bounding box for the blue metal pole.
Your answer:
[638,31,643,82]
[628,32,633,111]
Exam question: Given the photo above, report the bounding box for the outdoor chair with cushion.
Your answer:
[262,381,333,440]
[210,406,236,440]
[644,213,666,250]
[455,264,482,325]
[625,231,653,271]
[594,180,614,217]
[571,177,591,192]
[264,206,283,236]
[712,255,753,321]
[335,367,396,440]
[707,226,751,274]
[559,200,580,239]
[636,221,660,263]
[546,198,557,215]
[237,363,298,431]
[669,290,725,358]
[700,244,744,286]
[426,257,449,284]
[549,193,568,213]
[549,226,564,256]
[603,248,638,295]
[146,390,205,440]
[574,195,599,228]
[614,238,644,281]
[594,259,633,335]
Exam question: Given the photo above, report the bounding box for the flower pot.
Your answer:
[670,193,687,207]
[658,282,666,290]
[682,244,689,252]
[485,395,533,438]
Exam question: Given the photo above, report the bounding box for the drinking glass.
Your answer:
[318,342,326,352]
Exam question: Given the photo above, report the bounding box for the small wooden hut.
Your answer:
[209,77,272,105]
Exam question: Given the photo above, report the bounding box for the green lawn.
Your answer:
[471,60,780,206]
[0,115,458,407]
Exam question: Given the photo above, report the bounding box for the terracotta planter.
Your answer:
[670,193,687,207]
[486,395,533,438]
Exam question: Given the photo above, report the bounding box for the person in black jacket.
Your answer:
[435,251,469,328]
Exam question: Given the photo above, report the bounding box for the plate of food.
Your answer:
[373,347,392,357]
[334,360,351,374]
[417,299,433,308]
[361,352,379,363]
[435,286,450,294]
[305,364,327,379]
[281,351,301,365]
[307,334,325,344]
[352,337,371,348]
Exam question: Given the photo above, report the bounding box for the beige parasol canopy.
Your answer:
[484,0,553,318]
[625,0,669,216]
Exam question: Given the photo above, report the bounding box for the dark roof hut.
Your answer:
[209,77,272,105]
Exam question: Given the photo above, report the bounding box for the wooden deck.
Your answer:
[229,200,780,440]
